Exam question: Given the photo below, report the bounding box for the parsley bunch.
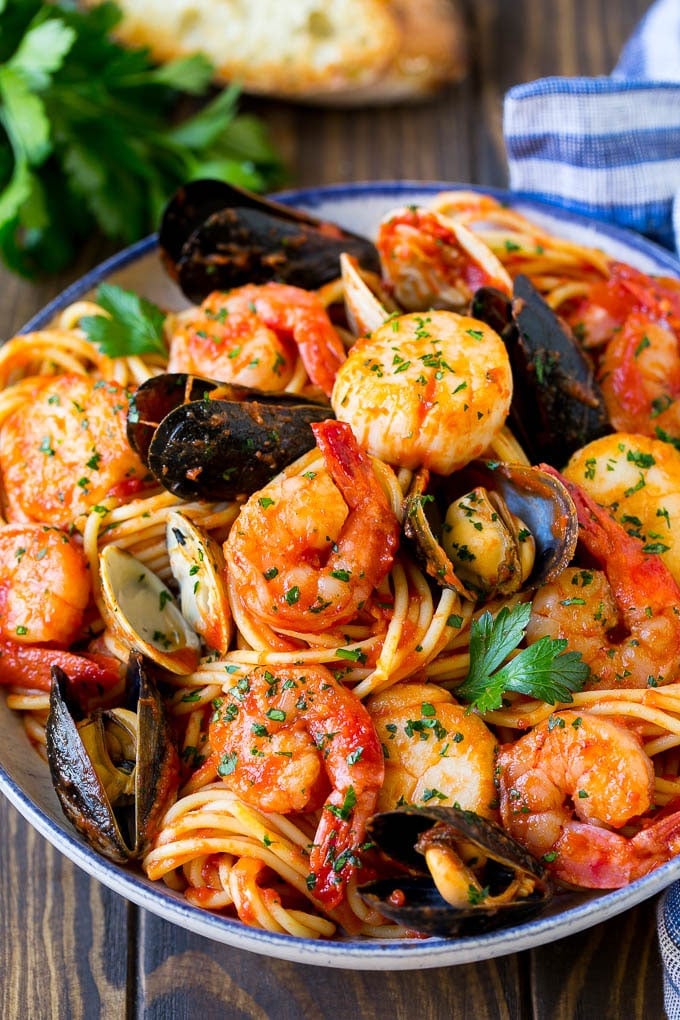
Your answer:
[0,0,283,277]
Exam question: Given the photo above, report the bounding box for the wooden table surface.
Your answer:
[0,1,668,1017]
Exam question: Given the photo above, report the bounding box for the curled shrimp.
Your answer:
[367,682,498,816]
[527,472,680,688]
[168,283,346,397]
[376,205,512,312]
[497,710,680,888]
[0,523,90,646]
[0,373,147,526]
[208,664,384,907]
[223,419,400,634]
[598,312,680,438]
[565,262,680,442]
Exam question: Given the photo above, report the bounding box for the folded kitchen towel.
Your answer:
[503,0,680,252]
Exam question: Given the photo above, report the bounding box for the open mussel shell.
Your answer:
[404,459,578,600]
[127,373,222,464]
[46,653,179,862]
[128,372,335,501]
[159,179,381,303]
[99,545,201,674]
[166,510,232,655]
[471,276,611,467]
[359,806,552,937]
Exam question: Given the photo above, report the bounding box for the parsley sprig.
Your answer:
[80,283,167,358]
[0,0,283,277]
[456,603,590,713]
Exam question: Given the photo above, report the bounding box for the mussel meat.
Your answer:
[404,459,579,600]
[46,653,179,863]
[128,372,335,501]
[359,805,552,937]
[471,276,612,466]
[159,179,381,304]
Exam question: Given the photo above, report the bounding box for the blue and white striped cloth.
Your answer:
[503,0,680,253]
[504,2,680,1015]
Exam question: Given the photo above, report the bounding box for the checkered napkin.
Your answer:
[503,0,680,252]
[504,2,680,1014]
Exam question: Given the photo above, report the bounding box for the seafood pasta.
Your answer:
[3,188,680,941]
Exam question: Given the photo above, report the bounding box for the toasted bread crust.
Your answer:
[81,0,466,103]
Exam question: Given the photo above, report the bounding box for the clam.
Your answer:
[127,372,335,502]
[359,805,552,937]
[340,252,395,336]
[166,510,232,655]
[99,545,201,675]
[472,276,612,466]
[404,460,578,600]
[159,179,381,304]
[46,653,179,862]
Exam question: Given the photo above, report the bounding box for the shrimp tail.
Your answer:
[309,789,376,908]
[312,419,400,576]
[541,465,680,608]
[0,640,123,697]
[556,808,680,888]
[553,822,638,888]
[295,317,346,397]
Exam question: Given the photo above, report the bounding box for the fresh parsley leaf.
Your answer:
[0,0,284,278]
[80,283,167,358]
[456,604,589,713]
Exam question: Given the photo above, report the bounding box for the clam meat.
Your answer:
[404,460,579,601]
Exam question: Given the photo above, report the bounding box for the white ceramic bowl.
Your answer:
[3,182,680,970]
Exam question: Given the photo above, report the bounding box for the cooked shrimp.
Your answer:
[208,664,384,907]
[168,283,346,397]
[527,472,680,688]
[497,710,680,888]
[564,433,680,585]
[331,310,513,475]
[0,640,121,695]
[567,262,680,350]
[0,523,90,645]
[0,374,147,526]
[565,263,680,442]
[223,419,400,634]
[367,682,498,816]
[599,312,680,439]
[376,206,512,312]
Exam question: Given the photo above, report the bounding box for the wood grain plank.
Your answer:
[135,909,526,1020]
[0,797,129,1019]
[530,899,663,1019]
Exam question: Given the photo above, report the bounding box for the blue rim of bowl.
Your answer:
[4,180,680,968]
[20,180,680,336]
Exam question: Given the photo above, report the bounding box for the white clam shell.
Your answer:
[99,545,201,675]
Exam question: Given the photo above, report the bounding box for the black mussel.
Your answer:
[359,806,552,937]
[159,179,381,303]
[128,372,335,501]
[472,276,612,466]
[46,653,179,863]
[403,459,578,601]
[127,373,223,464]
